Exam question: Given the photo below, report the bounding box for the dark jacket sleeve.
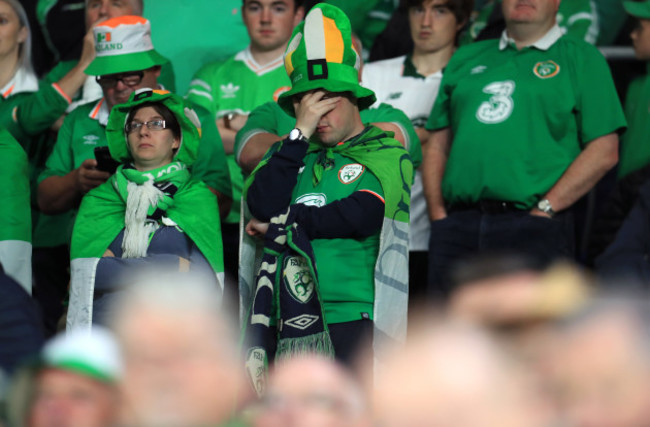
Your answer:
[595,181,650,284]
[247,137,309,221]
[589,165,650,261]
[290,191,384,239]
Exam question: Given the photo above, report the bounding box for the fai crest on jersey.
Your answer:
[283,256,314,304]
[533,61,560,79]
[295,193,326,206]
[339,164,365,184]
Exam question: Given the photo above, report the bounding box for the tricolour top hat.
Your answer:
[85,15,168,76]
[277,4,376,117]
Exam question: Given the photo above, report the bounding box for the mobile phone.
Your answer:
[94,146,120,174]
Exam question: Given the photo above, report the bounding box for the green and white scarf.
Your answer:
[68,162,224,330]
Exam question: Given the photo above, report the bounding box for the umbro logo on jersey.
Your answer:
[471,65,487,74]
[82,135,99,145]
[220,83,240,98]
[388,92,402,100]
[533,61,560,79]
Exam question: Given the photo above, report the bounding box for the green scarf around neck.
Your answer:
[71,162,223,274]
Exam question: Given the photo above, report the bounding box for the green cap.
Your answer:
[85,15,169,76]
[277,3,376,117]
[624,1,650,18]
[106,89,202,166]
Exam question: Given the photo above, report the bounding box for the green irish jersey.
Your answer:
[291,151,384,323]
[187,49,292,224]
[428,27,625,209]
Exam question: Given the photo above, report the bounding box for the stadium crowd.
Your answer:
[2,0,650,425]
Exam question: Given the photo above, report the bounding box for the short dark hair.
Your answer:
[126,101,181,142]
[403,0,474,26]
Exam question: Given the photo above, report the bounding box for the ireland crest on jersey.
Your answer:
[283,256,314,304]
[339,164,365,184]
[533,61,560,79]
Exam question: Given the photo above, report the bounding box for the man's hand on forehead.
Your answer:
[293,90,341,139]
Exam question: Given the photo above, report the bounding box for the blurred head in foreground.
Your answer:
[372,319,554,427]
[110,273,246,426]
[27,327,121,427]
[548,297,650,427]
[253,355,370,427]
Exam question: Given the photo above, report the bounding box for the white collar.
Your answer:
[88,98,110,126]
[235,46,285,75]
[1,66,38,98]
[499,24,564,51]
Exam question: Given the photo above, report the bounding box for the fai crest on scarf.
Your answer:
[339,164,365,184]
[245,347,267,396]
[283,256,314,303]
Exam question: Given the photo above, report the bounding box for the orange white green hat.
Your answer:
[277,4,376,117]
[85,16,169,76]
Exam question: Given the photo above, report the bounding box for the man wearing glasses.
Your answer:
[38,16,230,216]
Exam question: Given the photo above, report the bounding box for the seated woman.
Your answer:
[67,89,224,329]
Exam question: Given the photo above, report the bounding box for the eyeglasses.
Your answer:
[96,71,145,89]
[125,120,167,134]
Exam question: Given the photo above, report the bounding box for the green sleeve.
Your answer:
[574,45,626,144]
[38,108,77,182]
[0,129,31,242]
[235,101,294,164]
[192,105,232,197]
[426,70,453,131]
[12,83,70,137]
[362,103,422,169]
[41,61,76,85]
[185,61,224,115]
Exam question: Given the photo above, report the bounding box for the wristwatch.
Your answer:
[288,127,307,143]
[536,199,555,217]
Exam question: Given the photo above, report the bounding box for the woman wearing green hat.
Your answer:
[67,89,225,328]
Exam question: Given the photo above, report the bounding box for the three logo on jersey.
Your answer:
[473,60,561,124]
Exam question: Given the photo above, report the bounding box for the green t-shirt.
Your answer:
[187,49,292,224]
[290,150,384,323]
[235,101,422,171]
[0,129,31,243]
[618,68,650,179]
[1,68,72,247]
[427,28,626,209]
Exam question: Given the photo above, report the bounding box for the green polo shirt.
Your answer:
[187,49,292,224]
[428,27,626,209]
